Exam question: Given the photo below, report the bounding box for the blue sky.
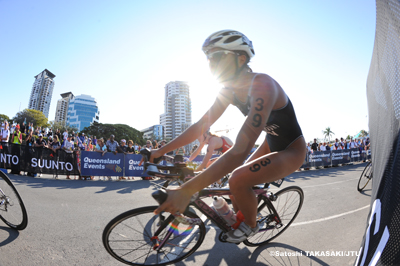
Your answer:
[0,0,376,143]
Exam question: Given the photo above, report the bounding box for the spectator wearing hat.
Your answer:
[119,139,127,153]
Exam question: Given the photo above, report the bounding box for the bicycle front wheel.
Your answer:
[0,171,28,230]
[244,186,304,246]
[103,206,206,266]
[358,161,372,192]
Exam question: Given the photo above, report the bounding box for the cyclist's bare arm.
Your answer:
[150,89,231,161]
[188,140,205,161]
[155,75,279,214]
[196,137,219,171]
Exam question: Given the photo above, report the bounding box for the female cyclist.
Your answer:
[189,130,233,171]
[150,30,306,243]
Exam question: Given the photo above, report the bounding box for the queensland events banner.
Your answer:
[306,148,371,168]
[0,143,80,175]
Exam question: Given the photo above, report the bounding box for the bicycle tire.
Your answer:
[244,186,304,246]
[0,170,28,230]
[357,161,372,192]
[103,206,206,266]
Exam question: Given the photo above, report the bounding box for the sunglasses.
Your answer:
[207,50,237,62]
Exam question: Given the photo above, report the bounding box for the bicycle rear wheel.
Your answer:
[103,206,206,266]
[0,170,28,230]
[244,186,304,246]
[358,161,372,192]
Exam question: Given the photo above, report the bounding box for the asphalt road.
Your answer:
[0,162,372,266]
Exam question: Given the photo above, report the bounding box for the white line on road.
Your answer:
[291,205,370,227]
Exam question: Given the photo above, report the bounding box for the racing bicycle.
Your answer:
[0,170,28,230]
[102,150,304,265]
[357,160,373,192]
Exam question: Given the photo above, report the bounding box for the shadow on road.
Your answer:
[5,173,167,195]
[0,225,20,246]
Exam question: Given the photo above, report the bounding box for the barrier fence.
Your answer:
[0,143,371,177]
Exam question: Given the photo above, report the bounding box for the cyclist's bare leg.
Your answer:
[230,140,272,211]
[229,137,306,228]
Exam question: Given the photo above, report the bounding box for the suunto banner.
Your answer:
[0,143,79,175]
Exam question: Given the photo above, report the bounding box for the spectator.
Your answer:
[79,132,86,145]
[63,135,74,179]
[144,140,152,151]
[306,142,311,153]
[1,120,10,143]
[119,139,127,153]
[158,140,166,149]
[106,134,119,154]
[325,142,331,151]
[20,121,26,134]
[55,129,61,142]
[63,129,69,141]
[350,138,358,149]
[24,130,35,177]
[35,133,47,177]
[92,136,97,146]
[50,135,61,154]
[365,137,371,150]
[134,142,139,152]
[311,138,318,152]
[48,128,53,137]
[95,138,107,156]
[320,142,326,151]
[87,138,94,151]
[11,124,23,175]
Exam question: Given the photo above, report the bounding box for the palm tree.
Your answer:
[323,127,335,143]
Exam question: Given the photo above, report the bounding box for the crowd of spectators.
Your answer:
[307,137,371,153]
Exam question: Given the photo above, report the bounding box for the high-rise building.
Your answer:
[28,69,56,118]
[66,94,100,132]
[55,92,74,124]
[160,81,193,152]
[141,125,164,140]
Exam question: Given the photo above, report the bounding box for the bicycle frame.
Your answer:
[151,185,281,251]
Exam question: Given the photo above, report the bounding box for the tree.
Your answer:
[80,122,145,145]
[49,121,78,133]
[323,127,335,143]
[0,114,10,124]
[12,109,49,128]
[360,129,369,137]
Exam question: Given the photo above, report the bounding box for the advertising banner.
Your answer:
[0,142,79,175]
[80,151,124,177]
[125,154,145,177]
[331,150,351,165]
[308,151,331,167]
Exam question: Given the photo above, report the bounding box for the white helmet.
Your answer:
[202,30,255,59]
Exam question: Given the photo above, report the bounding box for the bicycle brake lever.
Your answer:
[152,189,168,205]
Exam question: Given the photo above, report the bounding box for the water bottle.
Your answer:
[212,197,236,226]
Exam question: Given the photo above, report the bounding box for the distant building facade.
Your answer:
[55,92,74,124]
[66,94,99,132]
[141,125,164,140]
[160,81,192,140]
[160,81,196,154]
[28,69,56,118]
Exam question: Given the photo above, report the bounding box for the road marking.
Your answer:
[291,205,370,227]
[300,178,359,188]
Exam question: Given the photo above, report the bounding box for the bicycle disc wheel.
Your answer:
[358,161,372,192]
[0,171,28,230]
[103,206,206,266]
[244,186,304,246]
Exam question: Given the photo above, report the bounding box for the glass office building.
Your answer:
[66,94,99,132]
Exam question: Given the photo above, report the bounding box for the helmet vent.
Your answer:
[224,36,241,43]
[209,37,222,45]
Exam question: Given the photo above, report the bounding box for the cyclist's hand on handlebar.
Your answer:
[154,187,192,215]
[149,149,163,163]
